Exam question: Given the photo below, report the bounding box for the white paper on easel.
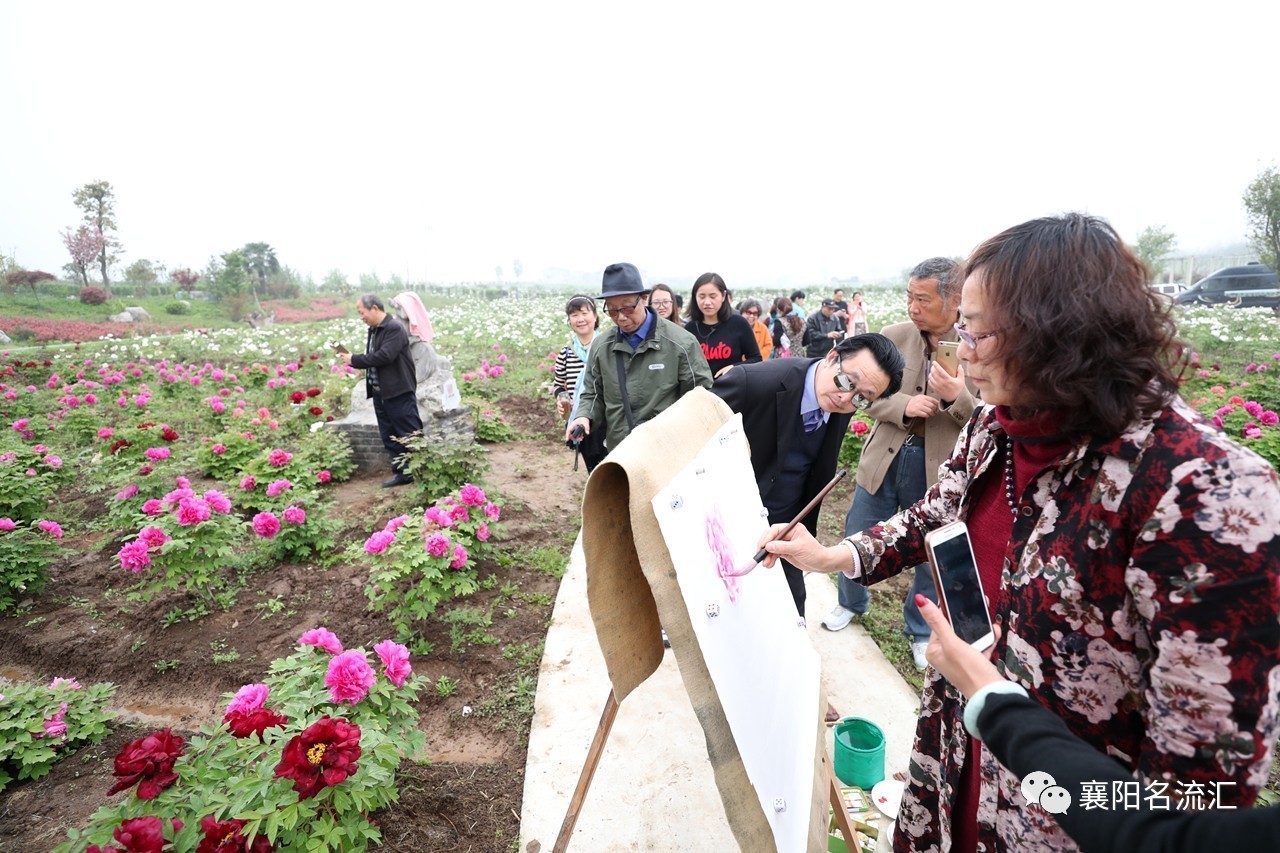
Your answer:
[651,413,822,853]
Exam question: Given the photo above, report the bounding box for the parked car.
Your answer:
[1174,263,1280,312]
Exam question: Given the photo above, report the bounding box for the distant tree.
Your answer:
[4,270,56,299]
[1243,165,1280,272]
[71,181,121,290]
[0,251,18,277]
[124,259,159,288]
[241,242,280,302]
[61,224,105,287]
[513,259,523,280]
[1134,225,1178,280]
[172,268,200,287]
[323,269,349,292]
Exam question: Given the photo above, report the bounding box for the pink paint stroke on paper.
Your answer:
[705,507,741,602]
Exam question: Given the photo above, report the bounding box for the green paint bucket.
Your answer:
[833,717,886,789]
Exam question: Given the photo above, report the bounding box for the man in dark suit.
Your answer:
[712,334,905,618]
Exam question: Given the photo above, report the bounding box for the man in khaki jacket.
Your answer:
[821,258,979,670]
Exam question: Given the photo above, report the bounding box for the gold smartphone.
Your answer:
[935,341,959,377]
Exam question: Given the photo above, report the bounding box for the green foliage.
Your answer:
[0,446,65,522]
[1243,164,1280,272]
[440,606,497,652]
[121,509,247,602]
[0,679,117,792]
[195,432,262,481]
[0,522,58,610]
[434,675,457,697]
[1134,225,1178,279]
[163,300,190,315]
[474,407,517,443]
[63,641,428,853]
[399,434,488,502]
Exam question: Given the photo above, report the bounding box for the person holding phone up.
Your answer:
[823,258,979,675]
[759,214,1280,853]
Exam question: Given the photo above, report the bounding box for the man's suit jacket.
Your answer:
[712,358,852,536]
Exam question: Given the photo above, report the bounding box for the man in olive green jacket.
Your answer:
[566,263,712,453]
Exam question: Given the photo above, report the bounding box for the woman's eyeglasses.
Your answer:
[650,299,673,309]
[954,321,1002,349]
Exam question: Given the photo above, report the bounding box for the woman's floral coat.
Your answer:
[848,398,1280,852]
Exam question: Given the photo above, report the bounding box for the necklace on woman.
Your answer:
[693,320,718,342]
[1003,434,1018,515]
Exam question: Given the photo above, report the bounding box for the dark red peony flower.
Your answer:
[161,428,179,441]
[289,391,306,404]
[273,716,361,799]
[224,707,289,739]
[109,438,133,455]
[107,729,184,799]
[137,422,156,429]
[308,407,323,416]
[87,816,183,853]
[196,815,275,852]
[305,388,321,397]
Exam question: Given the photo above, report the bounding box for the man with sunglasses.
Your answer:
[566,262,712,456]
[712,333,904,627]
[823,258,979,673]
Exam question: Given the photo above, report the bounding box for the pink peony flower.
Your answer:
[477,522,491,542]
[141,499,164,516]
[203,490,232,514]
[1212,415,1224,429]
[374,640,412,687]
[0,518,16,531]
[283,505,306,524]
[1244,400,1264,417]
[1244,424,1263,439]
[364,530,395,554]
[459,484,486,507]
[225,683,269,716]
[450,504,470,522]
[298,627,343,654]
[325,651,377,704]
[97,427,114,439]
[144,446,170,462]
[118,540,152,572]
[265,478,292,498]
[37,520,63,540]
[115,484,140,502]
[39,702,69,739]
[484,502,501,521]
[449,543,468,569]
[317,470,332,483]
[1261,411,1279,426]
[48,677,82,690]
[239,475,257,491]
[138,526,169,549]
[211,443,227,455]
[176,496,212,526]
[425,533,450,557]
[252,511,280,538]
[268,449,293,467]
[423,507,454,528]
[851,420,870,436]
[175,476,191,489]
[384,514,410,533]
[42,455,62,469]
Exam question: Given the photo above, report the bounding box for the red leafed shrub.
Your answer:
[79,286,109,305]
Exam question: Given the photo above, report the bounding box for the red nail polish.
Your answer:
[914,594,928,607]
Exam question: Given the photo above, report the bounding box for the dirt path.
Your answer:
[0,437,588,852]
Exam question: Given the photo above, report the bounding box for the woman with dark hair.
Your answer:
[649,283,680,323]
[759,213,1280,853]
[771,296,804,358]
[737,298,773,360]
[552,295,606,469]
[684,272,761,376]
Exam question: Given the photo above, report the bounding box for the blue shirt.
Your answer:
[801,360,828,430]
[623,309,656,350]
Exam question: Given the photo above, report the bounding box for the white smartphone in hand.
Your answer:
[924,521,995,651]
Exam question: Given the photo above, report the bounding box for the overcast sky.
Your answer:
[2,2,1277,290]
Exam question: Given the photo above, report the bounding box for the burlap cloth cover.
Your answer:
[581,388,828,852]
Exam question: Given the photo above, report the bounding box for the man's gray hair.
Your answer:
[358,294,384,311]
[909,257,962,300]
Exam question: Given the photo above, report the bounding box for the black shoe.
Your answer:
[381,473,413,488]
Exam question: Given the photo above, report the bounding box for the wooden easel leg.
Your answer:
[552,690,620,853]
[827,755,857,849]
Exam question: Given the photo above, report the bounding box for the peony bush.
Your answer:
[63,631,428,852]
[0,676,117,792]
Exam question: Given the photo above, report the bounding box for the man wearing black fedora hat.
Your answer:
[566,262,712,455]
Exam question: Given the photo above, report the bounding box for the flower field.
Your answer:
[2,290,1278,848]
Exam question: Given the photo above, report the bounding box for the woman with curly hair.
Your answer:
[760,213,1280,853]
